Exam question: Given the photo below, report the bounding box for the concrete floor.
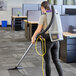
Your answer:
[0,27,76,76]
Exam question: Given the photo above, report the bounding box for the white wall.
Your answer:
[0,0,46,25]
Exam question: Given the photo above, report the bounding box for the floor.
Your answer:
[0,27,76,76]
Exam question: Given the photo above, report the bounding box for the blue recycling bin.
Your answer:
[2,20,7,27]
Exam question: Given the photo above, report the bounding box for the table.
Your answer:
[12,16,27,30]
[63,32,76,37]
[24,20,38,40]
[60,32,76,63]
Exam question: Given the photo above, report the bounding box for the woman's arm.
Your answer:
[31,24,43,44]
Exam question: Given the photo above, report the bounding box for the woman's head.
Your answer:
[41,1,50,13]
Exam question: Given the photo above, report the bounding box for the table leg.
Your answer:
[29,24,32,40]
[12,18,15,30]
[25,22,28,39]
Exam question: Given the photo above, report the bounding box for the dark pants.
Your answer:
[43,35,63,76]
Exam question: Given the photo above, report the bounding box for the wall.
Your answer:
[0,0,46,25]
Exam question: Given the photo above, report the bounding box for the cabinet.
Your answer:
[60,32,76,63]
[14,18,22,31]
[11,16,27,31]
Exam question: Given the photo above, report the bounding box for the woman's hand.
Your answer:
[31,36,36,44]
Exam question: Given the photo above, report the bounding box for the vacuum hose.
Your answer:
[36,5,54,39]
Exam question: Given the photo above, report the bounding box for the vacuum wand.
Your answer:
[8,43,33,70]
[16,43,33,67]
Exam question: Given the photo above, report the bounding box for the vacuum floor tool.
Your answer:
[8,43,33,70]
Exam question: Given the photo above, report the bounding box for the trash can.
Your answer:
[1,20,7,27]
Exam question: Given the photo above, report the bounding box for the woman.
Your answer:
[31,1,63,76]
